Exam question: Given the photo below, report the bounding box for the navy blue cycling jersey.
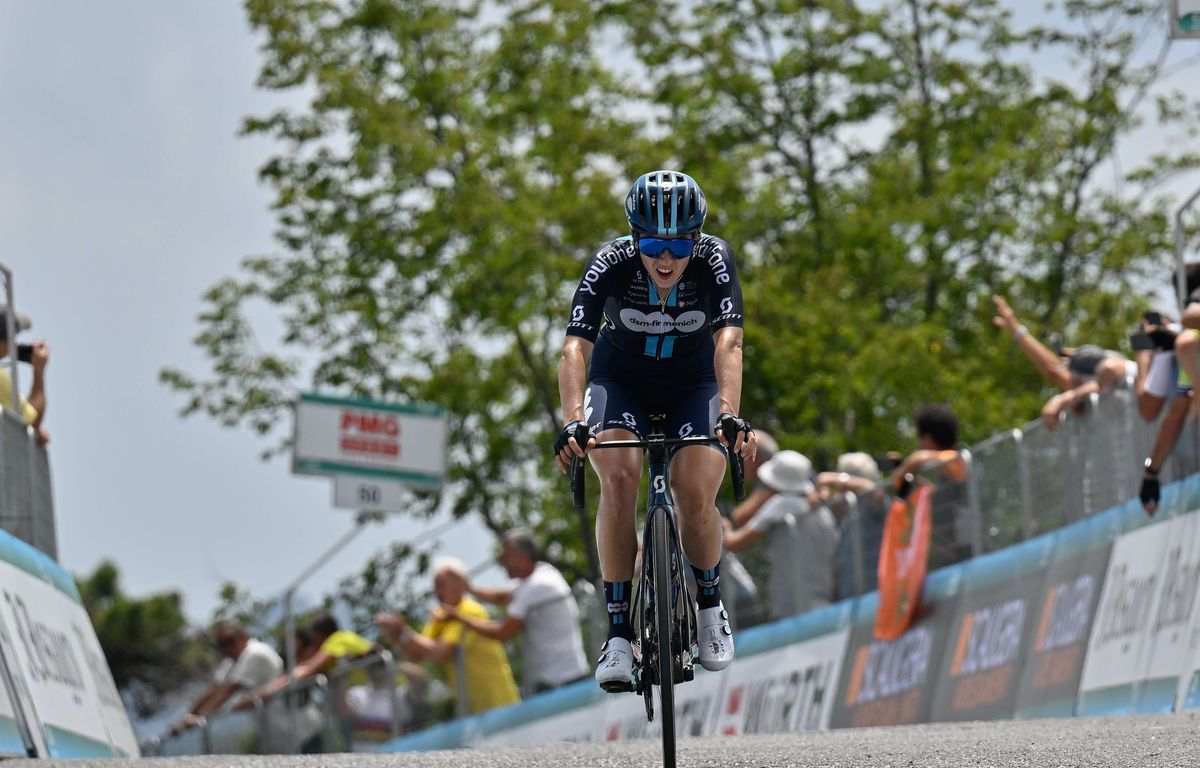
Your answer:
[565,234,744,360]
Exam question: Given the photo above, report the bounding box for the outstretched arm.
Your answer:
[992,295,1070,390]
[441,605,525,642]
[469,583,514,607]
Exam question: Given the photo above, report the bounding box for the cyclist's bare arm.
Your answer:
[713,327,755,458]
[556,335,596,472]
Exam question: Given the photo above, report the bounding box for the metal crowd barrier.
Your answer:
[0,409,56,560]
[142,650,421,756]
[831,384,1200,600]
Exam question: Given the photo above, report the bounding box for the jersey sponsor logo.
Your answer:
[703,241,733,285]
[583,388,594,423]
[621,412,638,430]
[572,305,585,322]
[679,422,694,438]
[720,298,733,315]
[578,243,634,297]
[619,308,707,334]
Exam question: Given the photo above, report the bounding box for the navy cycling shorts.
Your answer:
[584,334,722,445]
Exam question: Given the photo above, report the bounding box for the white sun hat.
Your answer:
[757,450,814,495]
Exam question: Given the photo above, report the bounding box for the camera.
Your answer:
[15,344,32,363]
[1130,311,1177,351]
[1130,332,1156,351]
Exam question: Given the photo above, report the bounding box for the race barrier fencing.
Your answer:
[379,472,1200,752]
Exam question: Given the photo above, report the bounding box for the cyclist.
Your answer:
[554,169,756,691]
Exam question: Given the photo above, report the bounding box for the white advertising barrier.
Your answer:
[0,533,138,757]
[1077,512,1200,715]
[0,645,26,756]
[478,628,849,747]
[709,629,848,736]
[293,393,447,490]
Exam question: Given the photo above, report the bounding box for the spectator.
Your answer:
[375,557,519,715]
[1131,265,1200,512]
[341,656,432,749]
[441,529,589,694]
[992,295,1133,430]
[893,404,969,567]
[167,621,282,737]
[722,450,838,620]
[234,613,374,709]
[816,453,890,600]
[711,430,777,630]
[0,306,49,445]
[730,430,779,528]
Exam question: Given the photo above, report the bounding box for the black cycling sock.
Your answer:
[692,564,721,609]
[604,580,633,641]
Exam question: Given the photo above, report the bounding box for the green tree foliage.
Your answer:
[77,561,210,717]
[162,0,1200,607]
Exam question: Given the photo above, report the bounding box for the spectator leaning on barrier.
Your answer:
[1128,264,1200,513]
[441,529,589,694]
[168,621,283,737]
[893,404,970,567]
[816,453,889,601]
[991,295,1133,431]
[722,450,838,621]
[0,305,49,445]
[375,556,520,715]
[235,613,374,710]
[341,656,433,748]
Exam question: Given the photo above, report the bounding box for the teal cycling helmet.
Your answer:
[625,170,707,236]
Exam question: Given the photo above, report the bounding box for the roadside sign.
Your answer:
[293,393,447,490]
[1172,0,1200,38]
[333,474,410,513]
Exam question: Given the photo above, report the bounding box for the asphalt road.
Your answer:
[10,713,1199,767]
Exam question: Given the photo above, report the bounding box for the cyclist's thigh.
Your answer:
[584,378,646,484]
[670,444,726,504]
[584,377,650,439]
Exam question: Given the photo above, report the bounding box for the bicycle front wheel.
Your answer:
[649,505,676,768]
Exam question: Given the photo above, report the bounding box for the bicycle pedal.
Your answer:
[600,677,636,694]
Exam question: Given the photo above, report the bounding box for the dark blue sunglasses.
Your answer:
[637,237,697,259]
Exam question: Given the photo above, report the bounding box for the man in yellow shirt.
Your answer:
[0,306,49,445]
[376,557,519,715]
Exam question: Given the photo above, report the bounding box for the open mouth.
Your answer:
[654,266,674,278]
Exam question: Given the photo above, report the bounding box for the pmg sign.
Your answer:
[292,393,447,489]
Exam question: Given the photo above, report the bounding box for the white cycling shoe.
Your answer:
[697,603,735,671]
[595,637,635,692]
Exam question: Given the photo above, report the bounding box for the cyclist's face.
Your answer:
[637,235,696,291]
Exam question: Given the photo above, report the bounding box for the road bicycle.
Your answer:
[568,414,745,768]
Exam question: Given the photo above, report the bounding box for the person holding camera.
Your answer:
[0,306,49,446]
[1128,265,1200,514]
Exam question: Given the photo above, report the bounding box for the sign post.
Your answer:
[283,393,448,674]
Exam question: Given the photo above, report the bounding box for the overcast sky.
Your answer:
[0,2,1198,628]
[0,1,498,625]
